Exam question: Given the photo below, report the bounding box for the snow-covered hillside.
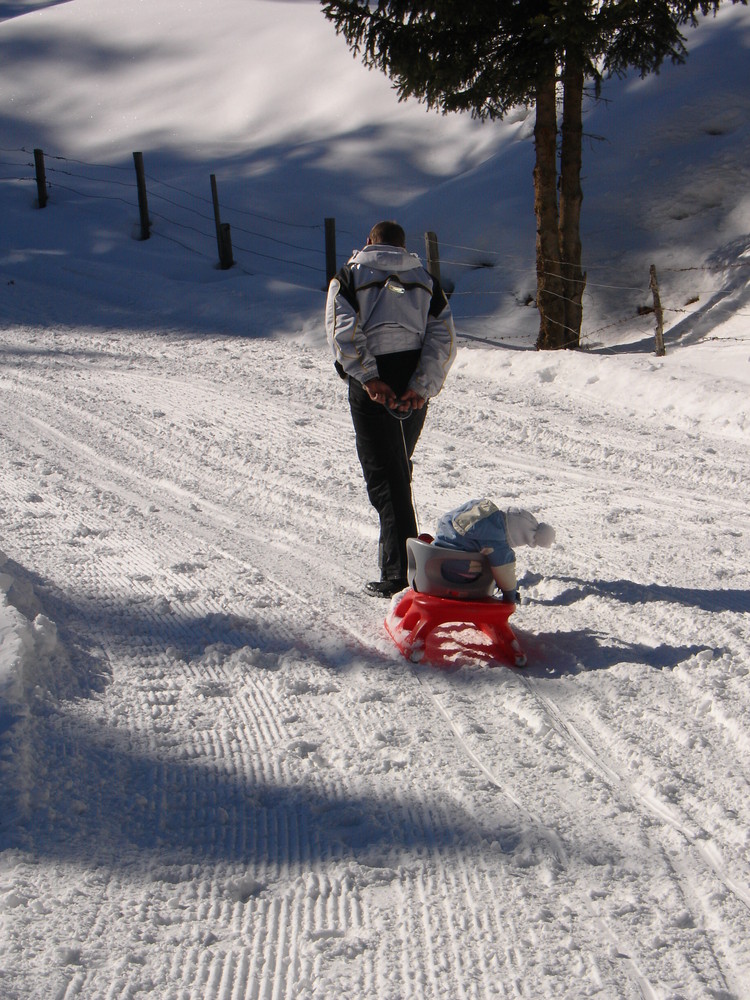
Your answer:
[1,2,749,998]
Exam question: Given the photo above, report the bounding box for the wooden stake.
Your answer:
[649,264,666,357]
[219,222,234,271]
[33,148,47,208]
[210,174,223,249]
[324,217,337,286]
[132,152,150,240]
[424,231,441,283]
[210,175,234,269]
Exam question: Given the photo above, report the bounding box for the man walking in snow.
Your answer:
[326,220,456,597]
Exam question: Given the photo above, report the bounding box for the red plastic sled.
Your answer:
[384,588,527,669]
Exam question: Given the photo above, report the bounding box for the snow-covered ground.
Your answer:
[1,1,749,998]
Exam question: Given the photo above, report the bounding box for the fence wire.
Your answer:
[2,145,749,342]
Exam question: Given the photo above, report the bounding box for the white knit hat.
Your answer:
[505,508,556,549]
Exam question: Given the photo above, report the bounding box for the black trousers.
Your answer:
[348,363,427,581]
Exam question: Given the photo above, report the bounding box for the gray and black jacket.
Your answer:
[325,244,456,400]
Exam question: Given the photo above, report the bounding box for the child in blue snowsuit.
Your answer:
[433,498,555,601]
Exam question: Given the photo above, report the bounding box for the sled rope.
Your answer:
[399,417,421,535]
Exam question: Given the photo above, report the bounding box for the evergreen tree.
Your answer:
[321,0,741,349]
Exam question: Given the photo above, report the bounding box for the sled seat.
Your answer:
[406,535,497,600]
[384,537,526,669]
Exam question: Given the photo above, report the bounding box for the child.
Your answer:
[433,498,555,602]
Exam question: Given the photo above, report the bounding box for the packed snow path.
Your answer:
[1,326,749,999]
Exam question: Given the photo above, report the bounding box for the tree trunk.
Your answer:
[559,47,586,349]
[534,69,565,351]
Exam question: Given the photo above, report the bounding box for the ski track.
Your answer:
[1,328,749,999]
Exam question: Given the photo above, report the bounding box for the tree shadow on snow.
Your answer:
[1,572,512,871]
[0,0,71,23]
[7,558,355,691]
[0,707,520,873]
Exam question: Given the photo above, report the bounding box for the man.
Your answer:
[326,220,456,597]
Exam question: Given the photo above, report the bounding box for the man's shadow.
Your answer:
[521,628,708,677]
[525,573,750,615]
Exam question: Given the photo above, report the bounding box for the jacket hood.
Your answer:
[349,244,424,273]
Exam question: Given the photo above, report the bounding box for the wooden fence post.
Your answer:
[210,174,234,269]
[649,264,666,357]
[424,231,441,283]
[324,217,337,286]
[132,152,150,240]
[219,222,234,271]
[33,148,48,208]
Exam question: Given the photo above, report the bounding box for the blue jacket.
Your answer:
[434,498,515,570]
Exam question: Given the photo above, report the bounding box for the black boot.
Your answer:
[364,579,407,598]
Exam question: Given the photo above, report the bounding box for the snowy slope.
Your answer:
[1,1,750,998]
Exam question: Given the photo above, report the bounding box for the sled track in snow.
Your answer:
[410,663,747,1000]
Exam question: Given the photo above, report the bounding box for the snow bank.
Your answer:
[0,550,59,726]
[453,333,750,441]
